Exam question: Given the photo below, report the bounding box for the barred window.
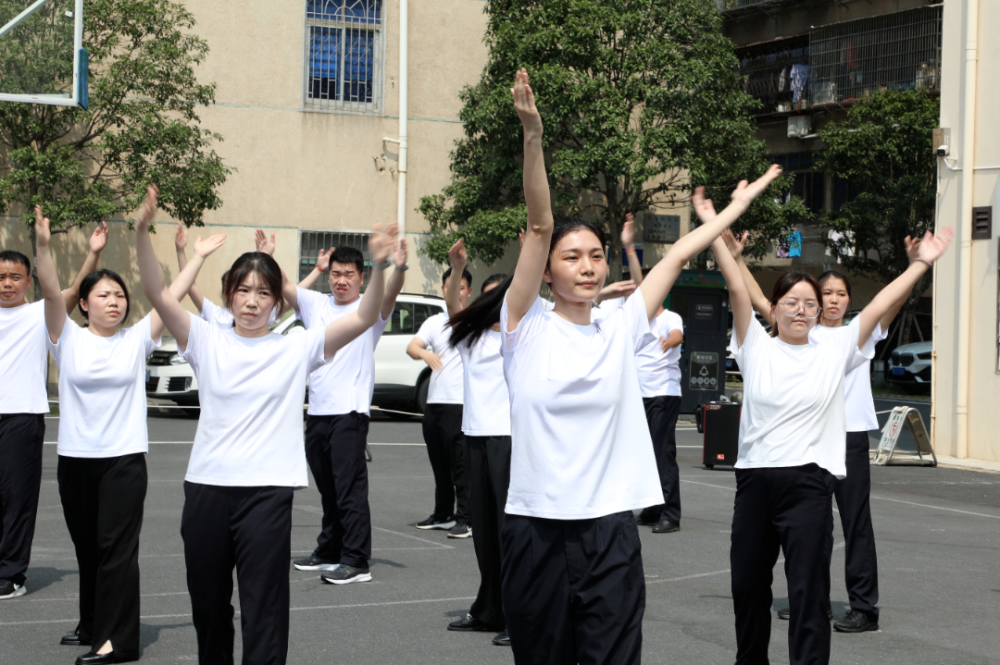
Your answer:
[305,0,385,113]
[299,230,372,294]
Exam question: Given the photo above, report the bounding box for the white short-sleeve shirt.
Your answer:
[636,309,684,398]
[0,301,50,414]
[500,289,662,520]
[415,312,464,405]
[200,297,277,328]
[180,314,326,488]
[809,321,888,432]
[730,316,876,479]
[48,314,161,458]
[295,288,390,416]
[456,330,510,437]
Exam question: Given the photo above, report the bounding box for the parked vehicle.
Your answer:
[146,293,446,414]
[886,340,932,394]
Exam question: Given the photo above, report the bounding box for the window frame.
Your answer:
[298,228,374,295]
[301,0,388,115]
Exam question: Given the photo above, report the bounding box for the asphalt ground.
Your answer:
[4,410,999,664]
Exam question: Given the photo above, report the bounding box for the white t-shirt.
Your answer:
[541,296,624,321]
[809,321,888,432]
[295,288,390,416]
[48,315,161,458]
[180,314,326,488]
[415,312,464,405]
[456,330,511,436]
[200,297,277,328]
[730,316,876,479]
[0,301,50,414]
[500,289,662,520]
[636,309,684,398]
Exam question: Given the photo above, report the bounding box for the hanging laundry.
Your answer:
[791,64,809,103]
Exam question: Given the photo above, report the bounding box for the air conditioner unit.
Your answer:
[787,115,811,138]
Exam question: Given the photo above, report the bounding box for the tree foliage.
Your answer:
[816,89,939,285]
[418,0,808,275]
[0,0,231,238]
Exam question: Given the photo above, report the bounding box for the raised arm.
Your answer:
[711,232,754,349]
[875,235,923,331]
[148,232,227,341]
[323,223,396,359]
[255,229,276,256]
[63,222,108,315]
[622,213,643,288]
[506,69,554,331]
[722,230,773,326]
[857,228,953,350]
[381,238,408,320]
[175,222,207,312]
[639,170,781,320]
[298,248,331,291]
[444,239,467,319]
[33,207,67,344]
[137,186,194,348]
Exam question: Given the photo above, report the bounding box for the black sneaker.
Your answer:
[834,609,879,633]
[777,604,834,621]
[0,579,25,599]
[321,565,372,585]
[293,554,340,572]
[447,523,472,539]
[416,514,457,530]
[492,629,511,646]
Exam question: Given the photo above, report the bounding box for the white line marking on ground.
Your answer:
[870,495,1000,520]
[292,504,454,549]
[647,542,846,586]
[680,479,736,492]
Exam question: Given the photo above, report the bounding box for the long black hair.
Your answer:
[449,273,513,348]
[79,269,131,323]
[547,217,607,268]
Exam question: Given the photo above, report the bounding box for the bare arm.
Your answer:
[444,239,467,319]
[876,236,923,331]
[297,248,331,291]
[406,336,443,371]
[660,329,683,352]
[63,222,108,315]
[594,280,636,306]
[722,230,773,326]
[622,213,643,288]
[506,69,554,332]
[857,229,953,349]
[175,222,206,312]
[149,232,228,341]
[323,223,397,359]
[381,238,408,320]
[641,168,782,319]
[32,207,67,344]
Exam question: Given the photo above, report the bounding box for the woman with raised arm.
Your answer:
[136,186,396,665]
[441,239,513,646]
[34,201,222,665]
[499,69,781,665]
[703,192,953,665]
[722,231,914,634]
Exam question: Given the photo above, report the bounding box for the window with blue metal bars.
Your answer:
[305,0,384,112]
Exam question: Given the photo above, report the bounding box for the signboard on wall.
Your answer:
[644,214,681,243]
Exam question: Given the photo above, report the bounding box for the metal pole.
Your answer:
[396,0,409,238]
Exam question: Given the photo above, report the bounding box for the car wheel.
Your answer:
[414,376,429,415]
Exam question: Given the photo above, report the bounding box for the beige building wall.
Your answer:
[932,0,1000,461]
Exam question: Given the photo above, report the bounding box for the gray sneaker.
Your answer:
[321,565,372,585]
[293,554,340,572]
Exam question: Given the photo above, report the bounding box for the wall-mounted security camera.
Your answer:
[937,144,949,157]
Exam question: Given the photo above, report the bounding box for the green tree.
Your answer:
[418,0,808,276]
[816,89,939,344]
[0,0,231,295]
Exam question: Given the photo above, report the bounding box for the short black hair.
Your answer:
[0,250,31,274]
[222,252,286,319]
[330,247,365,274]
[79,270,131,323]
[442,267,473,290]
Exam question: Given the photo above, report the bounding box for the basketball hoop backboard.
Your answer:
[0,0,87,108]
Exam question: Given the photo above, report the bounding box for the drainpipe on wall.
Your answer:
[396,0,409,240]
[956,0,979,458]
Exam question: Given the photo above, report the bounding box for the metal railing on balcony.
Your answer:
[737,35,810,114]
[808,6,942,105]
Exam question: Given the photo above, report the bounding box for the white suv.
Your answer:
[887,340,932,394]
[146,293,446,414]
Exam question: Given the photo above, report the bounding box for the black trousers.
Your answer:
[58,453,147,659]
[731,464,834,665]
[638,396,682,525]
[0,414,44,585]
[304,413,372,568]
[466,435,511,628]
[833,431,879,617]
[501,511,645,665]
[421,404,469,524]
[181,483,293,665]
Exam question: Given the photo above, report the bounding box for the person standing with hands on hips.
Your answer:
[407,266,473,538]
